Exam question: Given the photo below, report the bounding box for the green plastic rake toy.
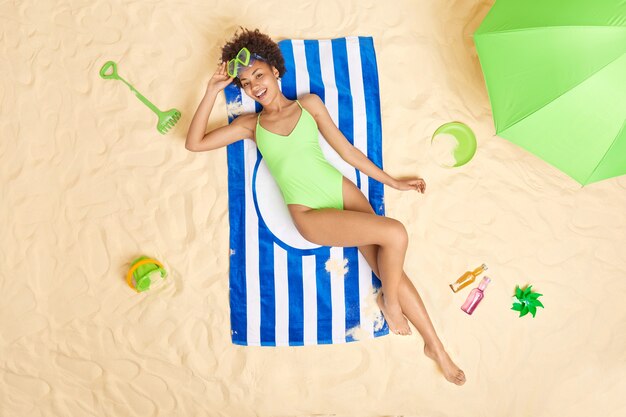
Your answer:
[99,61,181,134]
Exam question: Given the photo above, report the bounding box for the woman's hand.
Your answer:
[207,62,234,93]
[391,177,426,193]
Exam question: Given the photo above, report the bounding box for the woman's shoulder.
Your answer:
[298,93,326,119]
[231,112,259,141]
[298,93,323,107]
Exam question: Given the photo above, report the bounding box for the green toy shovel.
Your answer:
[99,61,181,134]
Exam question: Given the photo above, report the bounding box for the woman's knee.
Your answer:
[383,218,409,249]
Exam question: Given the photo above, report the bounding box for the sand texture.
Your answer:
[1,0,625,416]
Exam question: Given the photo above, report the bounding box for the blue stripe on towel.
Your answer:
[315,247,333,344]
[331,38,354,146]
[287,252,304,345]
[225,87,247,345]
[304,40,324,101]
[224,37,388,346]
[279,41,297,100]
[343,246,361,341]
[359,37,387,337]
[259,223,276,345]
[360,37,385,217]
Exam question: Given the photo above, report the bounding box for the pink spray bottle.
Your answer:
[461,276,491,315]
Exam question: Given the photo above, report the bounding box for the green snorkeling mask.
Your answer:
[227,47,265,78]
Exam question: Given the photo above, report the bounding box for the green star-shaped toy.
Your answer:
[512,285,544,318]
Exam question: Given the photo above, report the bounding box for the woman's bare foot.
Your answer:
[377,292,411,335]
[424,343,466,385]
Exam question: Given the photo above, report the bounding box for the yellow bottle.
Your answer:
[449,263,488,293]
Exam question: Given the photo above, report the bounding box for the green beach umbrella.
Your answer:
[473,0,626,185]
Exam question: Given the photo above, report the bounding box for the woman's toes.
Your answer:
[396,327,411,336]
[456,371,466,384]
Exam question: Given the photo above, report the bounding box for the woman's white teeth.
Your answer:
[256,89,266,98]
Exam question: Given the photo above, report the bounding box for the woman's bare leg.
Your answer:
[289,206,411,335]
[360,244,466,385]
[336,177,465,385]
[374,225,411,335]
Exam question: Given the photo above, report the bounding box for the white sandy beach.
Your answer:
[1,0,625,416]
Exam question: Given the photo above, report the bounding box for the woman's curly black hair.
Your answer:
[221,28,286,88]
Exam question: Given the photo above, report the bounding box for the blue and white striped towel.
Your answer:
[224,36,388,346]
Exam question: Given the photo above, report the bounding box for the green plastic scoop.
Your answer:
[99,61,181,135]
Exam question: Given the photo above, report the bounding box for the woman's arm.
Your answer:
[301,94,398,188]
[345,146,399,187]
[185,63,254,152]
[185,87,220,150]
[303,94,425,192]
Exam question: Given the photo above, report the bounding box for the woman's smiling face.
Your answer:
[238,60,279,104]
